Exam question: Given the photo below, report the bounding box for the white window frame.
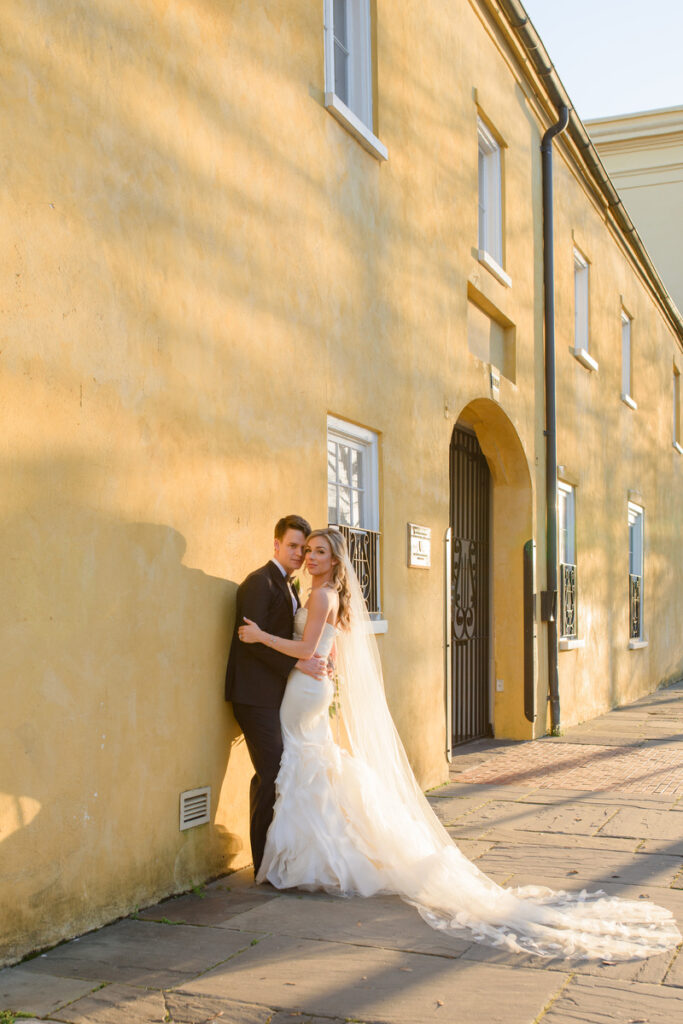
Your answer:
[674,363,682,454]
[327,415,379,532]
[558,481,582,648]
[477,119,510,286]
[323,0,387,161]
[573,249,598,372]
[621,311,637,409]
[558,481,576,568]
[628,501,646,646]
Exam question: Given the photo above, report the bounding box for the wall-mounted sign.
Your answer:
[408,523,431,568]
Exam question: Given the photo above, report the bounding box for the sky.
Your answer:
[520,0,683,121]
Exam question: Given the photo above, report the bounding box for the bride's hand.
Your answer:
[238,617,264,644]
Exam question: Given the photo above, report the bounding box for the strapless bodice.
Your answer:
[293,607,337,658]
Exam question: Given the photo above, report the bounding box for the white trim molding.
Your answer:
[621,393,638,410]
[324,91,388,160]
[478,249,512,287]
[572,347,599,372]
[559,637,586,651]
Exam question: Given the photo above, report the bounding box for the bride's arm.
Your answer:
[239,588,333,659]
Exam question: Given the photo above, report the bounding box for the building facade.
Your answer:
[586,105,683,314]
[1,0,682,965]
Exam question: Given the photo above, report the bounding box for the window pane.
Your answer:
[622,316,631,396]
[333,0,349,104]
[350,447,361,488]
[338,443,352,488]
[327,439,338,483]
[338,486,351,526]
[328,483,337,524]
[351,488,361,528]
[333,0,348,46]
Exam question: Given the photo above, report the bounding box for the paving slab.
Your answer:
[428,784,536,801]
[0,965,100,1015]
[176,932,568,1024]
[598,806,683,841]
[20,919,264,988]
[220,891,470,957]
[663,945,683,989]
[637,837,683,858]
[137,889,277,926]
[165,992,273,1024]
[456,827,638,852]
[167,991,348,1024]
[540,973,683,1022]
[445,799,619,837]
[473,842,682,888]
[52,982,167,1023]
[516,788,679,808]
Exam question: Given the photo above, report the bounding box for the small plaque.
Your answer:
[408,523,431,568]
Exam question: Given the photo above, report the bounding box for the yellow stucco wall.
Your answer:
[1,0,681,965]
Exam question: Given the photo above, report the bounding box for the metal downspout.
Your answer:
[542,104,569,734]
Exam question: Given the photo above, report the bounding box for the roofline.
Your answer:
[585,104,683,127]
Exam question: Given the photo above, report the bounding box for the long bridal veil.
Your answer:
[333,547,680,960]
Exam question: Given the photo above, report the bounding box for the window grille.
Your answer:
[559,562,577,639]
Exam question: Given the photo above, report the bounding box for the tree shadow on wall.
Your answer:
[0,455,249,961]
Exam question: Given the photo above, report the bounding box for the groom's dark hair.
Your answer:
[274,514,311,540]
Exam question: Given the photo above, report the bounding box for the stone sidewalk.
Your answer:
[2,681,682,1024]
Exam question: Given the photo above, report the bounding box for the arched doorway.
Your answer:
[449,400,536,744]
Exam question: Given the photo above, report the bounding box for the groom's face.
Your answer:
[273,529,307,575]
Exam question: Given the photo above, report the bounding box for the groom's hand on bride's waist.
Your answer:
[295,654,328,680]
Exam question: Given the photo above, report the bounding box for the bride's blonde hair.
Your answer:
[306,528,352,631]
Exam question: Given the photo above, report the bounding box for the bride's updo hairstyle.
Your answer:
[306,528,352,631]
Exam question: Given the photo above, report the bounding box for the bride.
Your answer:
[237,528,680,960]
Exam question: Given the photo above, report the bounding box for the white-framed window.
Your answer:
[323,0,387,161]
[477,119,508,284]
[558,481,577,640]
[573,249,598,371]
[674,363,682,453]
[621,311,636,408]
[628,502,644,642]
[327,415,381,616]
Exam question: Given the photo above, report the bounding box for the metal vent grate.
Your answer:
[179,786,211,831]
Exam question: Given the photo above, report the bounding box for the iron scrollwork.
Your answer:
[560,562,577,639]
[629,573,641,640]
[452,538,478,644]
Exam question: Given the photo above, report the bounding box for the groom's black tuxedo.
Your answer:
[225,560,299,706]
[225,559,300,874]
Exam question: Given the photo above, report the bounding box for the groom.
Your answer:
[225,513,326,876]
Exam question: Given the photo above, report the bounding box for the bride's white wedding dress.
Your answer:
[257,605,680,960]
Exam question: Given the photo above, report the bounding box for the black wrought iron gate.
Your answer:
[449,425,491,746]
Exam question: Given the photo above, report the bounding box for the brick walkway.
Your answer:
[451,681,683,797]
[455,740,683,796]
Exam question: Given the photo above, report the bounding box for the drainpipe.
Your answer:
[541,104,569,735]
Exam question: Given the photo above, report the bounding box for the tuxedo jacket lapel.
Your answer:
[267,560,294,612]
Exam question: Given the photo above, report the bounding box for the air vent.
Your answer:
[179,786,211,831]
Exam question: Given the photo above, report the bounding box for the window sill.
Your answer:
[673,441,683,455]
[324,92,388,161]
[559,637,585,651]
[628,638,648,649]
[369,618,388,635]
[478,249,512,288]
[572,347,599,372]
[621,393,637,410]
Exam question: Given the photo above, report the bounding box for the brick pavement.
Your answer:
[454,740,683,796]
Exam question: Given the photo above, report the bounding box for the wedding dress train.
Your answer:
[257,605,680,960]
